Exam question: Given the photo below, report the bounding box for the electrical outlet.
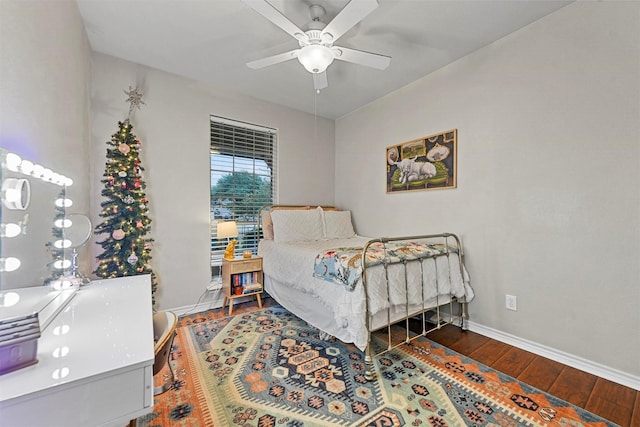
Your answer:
[505,294,517,311]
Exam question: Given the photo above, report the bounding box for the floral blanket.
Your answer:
[313,241,452,291]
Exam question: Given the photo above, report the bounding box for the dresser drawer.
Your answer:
[227,258,262,274]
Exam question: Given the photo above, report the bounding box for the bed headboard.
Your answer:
[258,205,339,241]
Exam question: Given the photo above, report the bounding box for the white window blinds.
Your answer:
[210,116,277,271]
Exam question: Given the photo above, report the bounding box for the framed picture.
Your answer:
[386,129,457,193]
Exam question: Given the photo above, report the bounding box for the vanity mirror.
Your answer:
[0,149,75,290]
[0,149,82,335]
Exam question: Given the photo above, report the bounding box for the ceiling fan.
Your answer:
[242,0,391,91]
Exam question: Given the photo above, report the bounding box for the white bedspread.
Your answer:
[258,237,474,351]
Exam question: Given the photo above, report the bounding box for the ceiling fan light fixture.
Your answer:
[297,44,334,74]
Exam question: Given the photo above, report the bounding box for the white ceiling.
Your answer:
[77,0,571,120]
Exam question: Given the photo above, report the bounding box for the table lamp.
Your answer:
[217,220,238,260]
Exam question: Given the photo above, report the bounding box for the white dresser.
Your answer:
[0,275,155,427]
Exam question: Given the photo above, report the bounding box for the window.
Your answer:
[210,116,277,276]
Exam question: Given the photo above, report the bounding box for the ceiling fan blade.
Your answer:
[242,0,307,41]
[313,72,328,91]
[321,0,379,43]
[333,46,391,70]
[247,49,300,69]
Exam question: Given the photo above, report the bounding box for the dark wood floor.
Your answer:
[187,298,638,426]
[419,323,639,427]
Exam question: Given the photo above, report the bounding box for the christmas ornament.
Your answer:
[124,195,134,204]
[127,252,139,265]
[134,181,141,189]
[112,229,125,240]
[118,171,127,177]
[121,182,127,189]
[139,204,146,209]
[108,176,114,184]
[118,143,130,154]
[136,220,143,229]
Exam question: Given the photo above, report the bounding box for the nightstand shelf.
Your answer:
[221,256,263,315]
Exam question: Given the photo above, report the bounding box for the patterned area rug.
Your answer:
[137,306,617,426]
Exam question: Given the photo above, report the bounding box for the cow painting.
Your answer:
[386,129,457,193]
[394,157,437,184]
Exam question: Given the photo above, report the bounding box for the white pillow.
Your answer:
[324,210,356,239]
[271,209,324,242]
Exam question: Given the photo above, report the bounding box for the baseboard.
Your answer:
[468,320,640,391]
[168,288,225,317]
[167,288,271,317]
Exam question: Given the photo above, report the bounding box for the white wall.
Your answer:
[0,0,91,210]
[90,53,335,310]
[335,1,640,378]
[0,1,92,273]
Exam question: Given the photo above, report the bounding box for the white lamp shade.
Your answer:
[297,44,334,73]
[217,221,238,239]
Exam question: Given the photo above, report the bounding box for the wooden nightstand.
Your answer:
[221,256,263,315]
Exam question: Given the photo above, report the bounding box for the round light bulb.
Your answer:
[42,168,53,182]
[52,346,70,358]
[0,257,21,272]
[54,218,72,228]
[54,239,72,249]
[5,153,22,172]
[53,325,70,335]
[55,198,73,208]
[0,291,20,307]
[51,279,73,290]
[19,160,34,175]
[32,164,45,178]
[53,259,72,269]
[52,367,70,380]
[1,223,21,238]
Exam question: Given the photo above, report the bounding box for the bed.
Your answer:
[257,205,474,380]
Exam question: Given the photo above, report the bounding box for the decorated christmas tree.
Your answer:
[94,87,158,301]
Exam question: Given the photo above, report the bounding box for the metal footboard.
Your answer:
[361,233,469,381]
